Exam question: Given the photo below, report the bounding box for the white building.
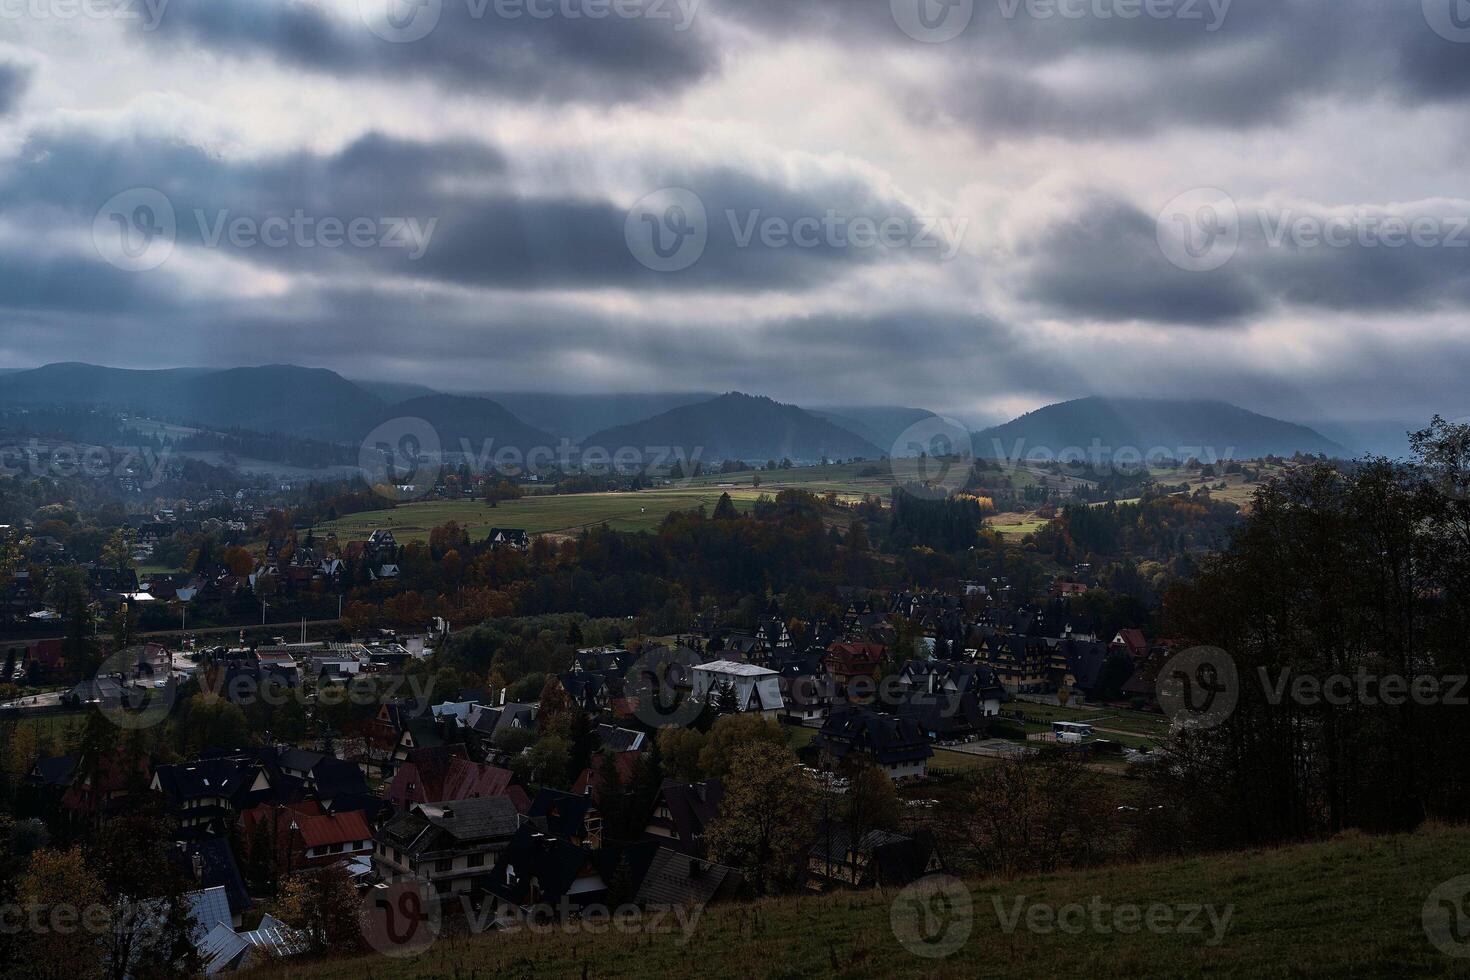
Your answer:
[691,660,784,718]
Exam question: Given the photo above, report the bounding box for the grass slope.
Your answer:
[259,825,1470,979]
[310,491,765,543]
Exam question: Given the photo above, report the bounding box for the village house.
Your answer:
[690,660,784,717]
[823,642,885,691]
[151,757,275,838]
[813,707,933,781]
[237,803,374,876]
[806,823,944,891]
[644,779,722,856]
[373,796,521,896]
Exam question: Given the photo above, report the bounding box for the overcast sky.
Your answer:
[2,0,1469,425]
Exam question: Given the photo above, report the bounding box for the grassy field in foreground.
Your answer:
[309,491,767,543]
[257,824,1470,979]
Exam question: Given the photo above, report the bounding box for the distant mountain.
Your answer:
[1304,419,1427,459]
[0,363,382,441]
[385,394,558,453]
[583,392,884,462]
[810,406,938,453]
[976,397,1345,462]
[353,379,441,406]
[486,392,717,442]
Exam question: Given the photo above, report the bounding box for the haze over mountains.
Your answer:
[583,393,885,462]
[0,363,1376,462]
[977,397,1345,462]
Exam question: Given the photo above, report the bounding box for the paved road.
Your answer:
[0,690,63,712]
[2,618,341,644]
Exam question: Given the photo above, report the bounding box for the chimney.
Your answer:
[191,853,204,882]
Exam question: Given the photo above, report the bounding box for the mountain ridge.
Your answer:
[976,396,1345,461]
[583,392,885,462]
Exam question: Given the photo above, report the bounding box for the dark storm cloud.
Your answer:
[1019,193,1470,325]
[0,61,32,115]
[2,127,940,293]
[1017,195,1263,324]
[728,0,1466,139]
[142,0,715,102]
[0,249,176,315]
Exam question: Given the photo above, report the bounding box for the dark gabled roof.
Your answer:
[176,838,252,916]
[379,796,520,857]
[898,659,1005,700]
[401,717,446,750]
[27,754,75,787]
[770,649,825,676]
[558,671,605,708]
[808,821,938,887]
[894,690,988,737]
[1058,639,1113,692]
[596,724,643,753]
[277,748,325,773]
[651,779,722,854]
[814,707,933,765]
[152,758,261,803]
[634,847,744,907]
[310,757,368,798]
[381,698,432,730]
[574,649,635,674]
[326,792,391,823]
[484,824,600,908]
[528,788,595,839]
